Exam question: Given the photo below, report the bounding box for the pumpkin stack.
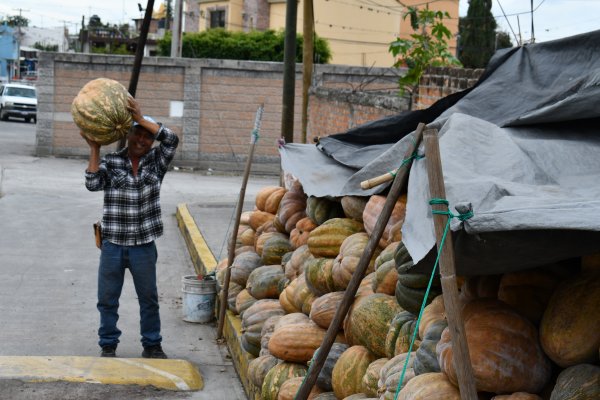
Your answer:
[216,180,600,400]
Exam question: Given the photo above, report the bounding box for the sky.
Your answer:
[1,0,599,45]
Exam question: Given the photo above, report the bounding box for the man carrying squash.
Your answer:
[81,96,179,358]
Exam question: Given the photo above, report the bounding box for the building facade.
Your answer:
[196,0,459,67]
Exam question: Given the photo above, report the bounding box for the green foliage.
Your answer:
[389,6,460,99]
[158,29,331,63]
[33,42,59,52]
[495,31,513,50]
[458,0,497,68]
[1,15,29,27]
[90,44,132,55]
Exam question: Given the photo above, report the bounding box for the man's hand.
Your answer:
[80,131,101,152]
[127,94,144,125]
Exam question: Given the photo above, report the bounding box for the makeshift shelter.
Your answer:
[280,29,600,276]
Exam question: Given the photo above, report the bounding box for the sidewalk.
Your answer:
[0,123,278,399]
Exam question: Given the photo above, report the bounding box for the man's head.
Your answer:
[127,116,156,159]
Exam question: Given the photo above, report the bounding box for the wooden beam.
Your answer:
[423,128,478,400]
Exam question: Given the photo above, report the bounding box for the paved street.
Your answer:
[0,120,277,399]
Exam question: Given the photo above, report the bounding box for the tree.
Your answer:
[389,6,460,107]
[2,15,29,27]
[495,31,513,50]
[458,0,497,68]
[158,29,331,64]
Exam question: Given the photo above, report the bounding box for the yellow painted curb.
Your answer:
[0,356,203,391]
[176,203,217,275]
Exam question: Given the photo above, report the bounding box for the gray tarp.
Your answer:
[279,30,600,275]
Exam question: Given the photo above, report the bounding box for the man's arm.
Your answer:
[81,132,107,191]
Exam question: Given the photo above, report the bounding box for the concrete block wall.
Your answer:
[36,53,482,174]
[414,66,484,110]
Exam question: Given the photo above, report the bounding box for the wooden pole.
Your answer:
[117,0,154,150]
[423,129,478,400]
[281,0,298,144]
[295,123,426,400]
[301,0,314,144]
[216,105,264,340]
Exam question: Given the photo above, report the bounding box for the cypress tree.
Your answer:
[458,0,497,68]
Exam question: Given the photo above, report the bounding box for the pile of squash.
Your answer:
[215,181,600,400]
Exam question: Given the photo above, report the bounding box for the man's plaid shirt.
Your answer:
[85,125,179,246]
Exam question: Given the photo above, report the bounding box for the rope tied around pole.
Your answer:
[392,198,473,400]
[389,151,425,178]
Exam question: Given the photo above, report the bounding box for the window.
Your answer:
[209,10,225,29]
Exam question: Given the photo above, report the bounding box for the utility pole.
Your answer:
[12,8,29,80]
[280,0,298,144]
[171,0,183,57]
[530,0,535,43]
[301,0,314,144]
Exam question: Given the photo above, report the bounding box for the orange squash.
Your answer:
[331,346,377,399]
[235,289,258,317]
[275,189,307,233]
[250,210,277,231]
[309,291,345,329]
[539,273,600,367]
[308,218,365,258]
[418,295,445,340]
[437,299,551,393]
[285,245,312,281]
[268,321,341,363]
[279,279,301,314]
[396,372,459,400]
[332,232,381,291]
[362,194,406,248]
[236,224,256,247]
[260,315,283,356]
[256,186,284,211]
[290,217,318,249]
[277,376,324,400]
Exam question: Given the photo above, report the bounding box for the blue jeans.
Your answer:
[97,240,162,348]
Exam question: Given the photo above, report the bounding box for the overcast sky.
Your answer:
[1,0,599,45]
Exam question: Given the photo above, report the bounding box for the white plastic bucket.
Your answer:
[181,275,217,323]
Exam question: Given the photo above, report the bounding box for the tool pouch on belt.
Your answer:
[93,221,102,249]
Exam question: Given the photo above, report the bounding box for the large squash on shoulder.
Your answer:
[306,197,345,225]
[290,217,318,249]
[549,363,600,400]
[332,233,381,291]
[71,78,133,145]
[347,293,402,357]
[396,372,460,400]
[310,291,345,329]
[362,194,406,248]
[437,299,551,393]
[331,345,377,399]
[261,362,308,400]
[540,273,600,368]
[308,218,365,258]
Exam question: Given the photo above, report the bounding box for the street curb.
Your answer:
[176,203,260,400]
[0,356,203,391]
[176,203,217,275]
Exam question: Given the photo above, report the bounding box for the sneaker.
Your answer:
[101,346,116,357]
[142,344,168,359]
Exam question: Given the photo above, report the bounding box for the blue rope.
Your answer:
[393,198,473,399]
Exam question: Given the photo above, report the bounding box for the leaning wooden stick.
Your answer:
[216,104,264,340]
[423,128,478,400]
[295,123,425,399]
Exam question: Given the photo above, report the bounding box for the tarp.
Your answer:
[279,30,600,275]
